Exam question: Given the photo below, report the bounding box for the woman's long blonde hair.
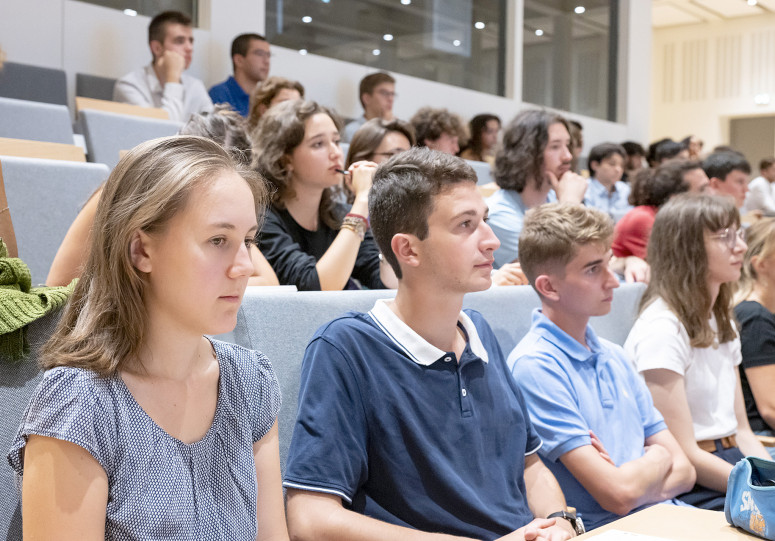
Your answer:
[736,217,775,304]
[640,193,740,347]
[41,136,267,376]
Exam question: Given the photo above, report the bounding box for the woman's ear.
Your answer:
[282,153,293,175]
[129,230,153,273]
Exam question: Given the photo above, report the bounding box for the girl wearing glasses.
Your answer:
[734,218,775,458]
[253,100,397,291]
[345,118,415,168]
[624,194,770,511]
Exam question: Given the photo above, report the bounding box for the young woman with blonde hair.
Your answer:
[625,194,770,511]
[8,136,288,540]
[734,217,775,454]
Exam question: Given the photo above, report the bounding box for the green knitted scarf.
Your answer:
[0,240,74,362]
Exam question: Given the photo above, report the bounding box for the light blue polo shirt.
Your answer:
[583,178,632,223]
[508,309,668,530]
[487,188,557,268]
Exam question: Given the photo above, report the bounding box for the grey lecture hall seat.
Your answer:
[0,157,110,285]
[465,159,494,186]
[224,282,646,472]
[0,310,62,541]
[0,62,67,106]
[0,97,74,145]
[79,109,183,169]
[76,73,118,102]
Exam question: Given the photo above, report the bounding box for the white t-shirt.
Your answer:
[624,297,741,441]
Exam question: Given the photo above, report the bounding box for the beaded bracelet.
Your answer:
[341,214,367,241]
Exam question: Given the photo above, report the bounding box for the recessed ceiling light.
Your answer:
[535,29,544,36]
[299,49,308,55]
[372,49,381,56]
[383,34,394,41]
[123,8,137,16]
[474,21,485,30]
[748,0,758,5]
[401,0,411,5]
[574,6,585,14]
[453,39,461,46]
[302,15,312,23]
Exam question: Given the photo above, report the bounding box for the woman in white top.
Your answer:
[625,193,770,511]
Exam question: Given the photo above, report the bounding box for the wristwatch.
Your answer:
[547,509,585,535]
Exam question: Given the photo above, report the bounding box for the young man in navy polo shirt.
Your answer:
[284,148,578,540]
[509,203,696,530]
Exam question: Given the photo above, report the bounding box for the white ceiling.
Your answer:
[653,0,775,28]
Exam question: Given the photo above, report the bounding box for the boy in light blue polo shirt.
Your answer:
[508,203,696,530]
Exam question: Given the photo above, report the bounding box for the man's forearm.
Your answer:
[287,490,479,541]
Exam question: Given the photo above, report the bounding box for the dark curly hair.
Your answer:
[411,107,467,147]
[494,109,569,192]
[628,159,696,207]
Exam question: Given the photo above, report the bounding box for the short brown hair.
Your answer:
[494,109,570,193]
[148,11,191,44]
[231,33,266,72]
[410,107,467,147]
[359,72,395,108]
[346,118,416,166]
[519,203,613,291]
[628,159,696,207]
[370,147,476,279]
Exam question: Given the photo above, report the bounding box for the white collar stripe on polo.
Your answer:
[368,299,489,366]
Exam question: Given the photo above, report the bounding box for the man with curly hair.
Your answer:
[485,110,649,282]
[411,106,467,155]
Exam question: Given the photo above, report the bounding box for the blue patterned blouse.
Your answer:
[7,339,281,540]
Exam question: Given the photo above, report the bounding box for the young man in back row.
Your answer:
[509,203,696,531]
[284,147,579,540]
[113,11,213,122]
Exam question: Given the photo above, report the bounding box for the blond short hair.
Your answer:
[519,203,613,288]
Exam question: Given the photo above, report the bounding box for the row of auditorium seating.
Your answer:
[0,281,647,538]
[0,95,183,169]
[0,156,109,284]
[0,61,115,106]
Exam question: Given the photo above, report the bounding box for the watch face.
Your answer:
[574,515,586,534]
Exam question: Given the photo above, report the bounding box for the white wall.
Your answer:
[0,0,651,148]
[652,13,775,150]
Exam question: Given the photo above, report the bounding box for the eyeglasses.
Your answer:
[253,50,271,59]
[375,89,397,99]
[710,228,744,250]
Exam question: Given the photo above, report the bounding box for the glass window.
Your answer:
[266,0,507,96]
[522,0,619,121]
[77,1,198,24]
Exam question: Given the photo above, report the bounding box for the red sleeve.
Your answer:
[612,208,654,260]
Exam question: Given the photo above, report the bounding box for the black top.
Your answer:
[257,204,384,291]
[734,300,775,432]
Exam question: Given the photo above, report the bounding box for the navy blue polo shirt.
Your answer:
[284,299,542,540]
[208,76,249,117]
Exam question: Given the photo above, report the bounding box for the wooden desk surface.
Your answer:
[578,504,757,540]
